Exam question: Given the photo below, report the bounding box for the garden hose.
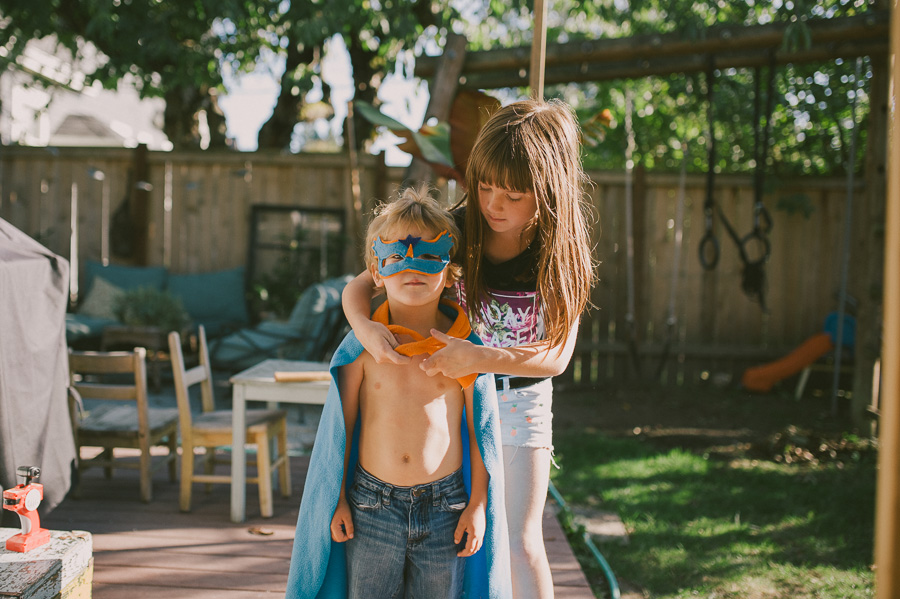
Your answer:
[547,480,621,599]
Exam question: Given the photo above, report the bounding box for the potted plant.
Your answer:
[113,287,190,333]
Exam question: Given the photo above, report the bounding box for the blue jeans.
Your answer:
[345,464,468,599]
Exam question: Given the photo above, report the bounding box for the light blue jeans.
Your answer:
[345,464,468,598]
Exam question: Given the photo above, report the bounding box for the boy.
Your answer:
[286,187,510,599]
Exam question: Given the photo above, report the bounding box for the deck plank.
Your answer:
[43,450,594,597]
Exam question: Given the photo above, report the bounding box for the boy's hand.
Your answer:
[330,498,354,542]
[421,330,478,380]
[454,502,486,557]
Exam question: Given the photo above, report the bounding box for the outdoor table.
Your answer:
[229,358,330,523]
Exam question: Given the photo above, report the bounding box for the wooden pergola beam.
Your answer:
[530,0,548,100]
[458,39,887,88]
[874,5,899,597]
[415,11,889,86]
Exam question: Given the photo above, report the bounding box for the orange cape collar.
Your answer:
[371,299,478,388]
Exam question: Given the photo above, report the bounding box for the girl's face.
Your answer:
[477,182,538,236]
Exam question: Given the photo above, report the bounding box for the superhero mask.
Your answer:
[372,230,454,278]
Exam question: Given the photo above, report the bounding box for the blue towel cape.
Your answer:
[286,318,512,598]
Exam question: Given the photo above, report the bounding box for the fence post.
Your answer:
[131,144,150,265]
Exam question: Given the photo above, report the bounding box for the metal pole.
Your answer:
[831,57,863,415]
[874,2,900,595]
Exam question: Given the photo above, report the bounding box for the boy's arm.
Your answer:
[455,384,488,557]
[342,271,410,365]
[423,318,580,380]
[331,360,362,543]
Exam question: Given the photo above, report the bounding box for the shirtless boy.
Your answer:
[330,186,489,597]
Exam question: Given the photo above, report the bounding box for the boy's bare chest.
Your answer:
[361,355,463,410]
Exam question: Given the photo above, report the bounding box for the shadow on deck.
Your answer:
[42,450,594,598]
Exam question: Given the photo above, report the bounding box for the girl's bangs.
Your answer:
[471,139,533,193]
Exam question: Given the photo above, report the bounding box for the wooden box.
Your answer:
[0,529,92,599]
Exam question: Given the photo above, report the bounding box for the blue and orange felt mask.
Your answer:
[372,230,454,278]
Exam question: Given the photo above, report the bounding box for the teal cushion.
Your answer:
[84,261,167,295]
[287,275,351,329]
[287,284,329,329]
[65,313,119,342]
[209,324,313,370]
[168,267,250,336]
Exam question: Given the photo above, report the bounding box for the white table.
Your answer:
[229,359,330,522]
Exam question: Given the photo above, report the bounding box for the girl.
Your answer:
[342,99,595,598]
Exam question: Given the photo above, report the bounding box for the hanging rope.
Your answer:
[698,59,720,271]
[656,143,688,380]
[623,89,641,376]
[698,56,777,312]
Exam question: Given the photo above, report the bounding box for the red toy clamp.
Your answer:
[2,466,51,552]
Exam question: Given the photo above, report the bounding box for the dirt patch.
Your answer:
[554,380,875,464]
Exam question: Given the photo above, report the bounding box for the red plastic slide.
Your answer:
[741,332,835,393]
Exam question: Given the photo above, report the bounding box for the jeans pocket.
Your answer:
[348,482,381,511]
[439,487,469,513]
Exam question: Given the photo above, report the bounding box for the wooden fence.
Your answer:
[0,145,858,386]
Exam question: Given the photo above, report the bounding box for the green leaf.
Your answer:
[409,123,454,167]
[356,101,454,167]
[354,100,412,132]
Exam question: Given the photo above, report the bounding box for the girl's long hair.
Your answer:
[460,99,596,349]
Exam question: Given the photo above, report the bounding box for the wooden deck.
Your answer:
[42,450,595,598]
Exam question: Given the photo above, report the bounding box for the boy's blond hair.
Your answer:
[365,185,463,285]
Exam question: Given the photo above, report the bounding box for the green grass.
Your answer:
[551,431,876,599]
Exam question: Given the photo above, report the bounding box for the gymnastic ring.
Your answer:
[740,230,771,266]
[699,232,720,271]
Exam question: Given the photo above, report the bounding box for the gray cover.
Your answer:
[0,218,74,513]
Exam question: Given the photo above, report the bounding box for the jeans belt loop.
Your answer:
[432,481,441,507]
[381,485,391,506]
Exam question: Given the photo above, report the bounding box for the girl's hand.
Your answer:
[420,330,481,379]
[330,498,354,542]
[355,319,411,365]
[455,502,486,557]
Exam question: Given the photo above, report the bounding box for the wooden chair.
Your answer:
[68,347,179,502]
[168,325,291,517]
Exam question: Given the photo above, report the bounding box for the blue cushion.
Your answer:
[208,276,352,368]
[208,323,314,371]
[84,261,167,295]
[287,275,352,329]
[65,313,119,342]
[168,267,250,337]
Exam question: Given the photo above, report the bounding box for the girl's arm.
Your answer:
[421,318,580,380]
[342,271,410,365]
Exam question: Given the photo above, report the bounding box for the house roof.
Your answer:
[51,113,124,146]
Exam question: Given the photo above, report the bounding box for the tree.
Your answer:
[0,0,269,149]
[252,0,458,151]
[444,0,875,178]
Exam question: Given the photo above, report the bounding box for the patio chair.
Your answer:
[206,275,353,372]
[67,347,179,503]
[168,325,290,517]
